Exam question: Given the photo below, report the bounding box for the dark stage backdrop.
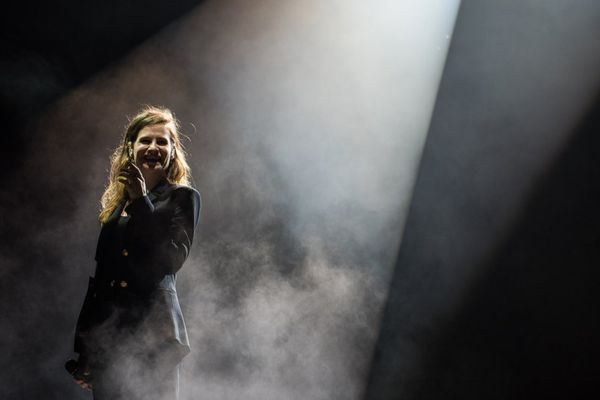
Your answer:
[366,1,600,399]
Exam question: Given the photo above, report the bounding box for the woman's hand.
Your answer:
[118,160,147,200]
[66,358,93,391]
[74,377,92,391]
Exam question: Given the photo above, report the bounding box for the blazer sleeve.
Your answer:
[125,186,201,275]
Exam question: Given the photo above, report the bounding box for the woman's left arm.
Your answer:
[126,187,201,274]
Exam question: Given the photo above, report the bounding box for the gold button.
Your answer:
[121,249,129,257]
[110,280,115,287]
[120,280,128,288]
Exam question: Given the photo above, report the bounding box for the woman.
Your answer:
[68,106,201,400]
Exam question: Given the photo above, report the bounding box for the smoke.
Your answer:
[0,0,458,399]
[179,244,383,399]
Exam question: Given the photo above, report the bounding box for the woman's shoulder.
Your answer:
[169,184,201,201]
[168,185,202,216]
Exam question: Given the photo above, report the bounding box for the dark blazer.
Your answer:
[75,177,201,365]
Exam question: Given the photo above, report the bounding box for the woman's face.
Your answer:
[131,123,174,175]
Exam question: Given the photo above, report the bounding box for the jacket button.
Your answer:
[121,249,129,257]
[110,280,115,287]
[120,280,128,288]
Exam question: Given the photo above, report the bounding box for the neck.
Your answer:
[144,173,166,192]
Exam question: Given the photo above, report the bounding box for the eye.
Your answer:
[139,138,151,144]
[157,139,169,146]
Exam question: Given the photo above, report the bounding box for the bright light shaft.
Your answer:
[17,1,460,399]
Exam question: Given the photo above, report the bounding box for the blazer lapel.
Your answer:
[146,176,173,203]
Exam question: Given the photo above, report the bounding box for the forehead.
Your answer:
[136,123,172,140]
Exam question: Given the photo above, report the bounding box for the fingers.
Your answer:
[118,165,136,178]
[117,161,147,200]
[117,176,131,188]
[124,161,143,179]
[118,161,144,183]
[118,163,137,181]
[127,160,143,177]
[74,378,92,390]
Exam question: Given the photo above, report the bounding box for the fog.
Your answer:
[0,0,459,399]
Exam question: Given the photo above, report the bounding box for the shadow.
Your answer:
[365,90,600,399]
[365,0,600,396]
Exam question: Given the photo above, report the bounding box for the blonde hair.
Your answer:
[99,106,192,224]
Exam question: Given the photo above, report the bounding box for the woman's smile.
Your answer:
[142,154,163,169]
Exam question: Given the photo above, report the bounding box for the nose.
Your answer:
[147,140,158,152]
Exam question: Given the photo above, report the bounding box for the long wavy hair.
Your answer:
[99,106,192,224]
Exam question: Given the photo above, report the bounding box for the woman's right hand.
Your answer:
[74,377,92,390]
[117,160,147,200]
[66,358,93,390]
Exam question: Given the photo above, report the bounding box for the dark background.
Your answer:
[0,0,204,180]
[366,1,600,399]
[2,0,600,399]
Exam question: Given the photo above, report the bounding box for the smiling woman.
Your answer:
[67,106,201,400]
[99,106,193,224]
